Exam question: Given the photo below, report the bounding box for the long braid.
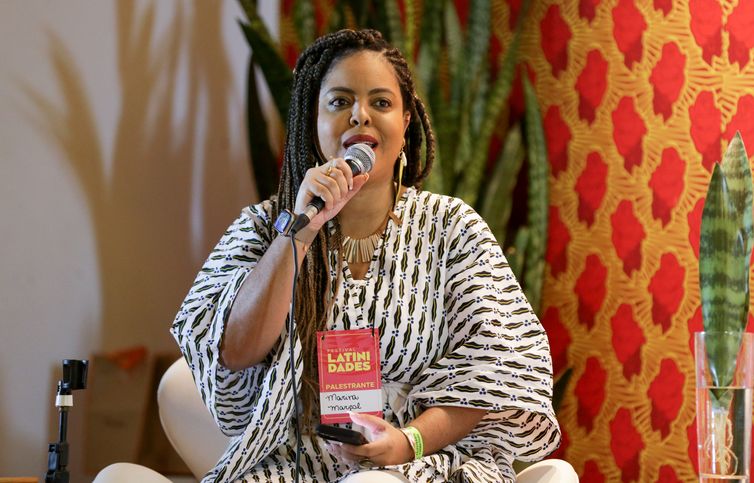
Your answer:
[272,29,436,433]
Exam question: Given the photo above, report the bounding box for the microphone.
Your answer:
[289,143,375,235]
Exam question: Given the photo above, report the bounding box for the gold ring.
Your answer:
[325,165,333,176]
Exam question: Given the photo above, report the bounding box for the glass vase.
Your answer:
[696,331,754,482]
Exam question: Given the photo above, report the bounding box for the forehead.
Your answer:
[320,50,400,92]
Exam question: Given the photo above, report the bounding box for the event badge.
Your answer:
[316,329,382,424]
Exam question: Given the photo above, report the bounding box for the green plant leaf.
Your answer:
[245,55,278,200]
[701,164,750,336]
[464,0,491,89]
[237,5,293,123]
[700,164,750,391]
[415,0,443,90]
[721,131,754,261]
[521,75,549,315]
[440,3,463,180]
[507,226,529,280]
[293,0,316,47]
[403,0,416,61]
[380,0,404,48]
[455,0,528,205]
[481,124,525,245]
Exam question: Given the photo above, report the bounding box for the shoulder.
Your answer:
[405,188,486,232]
[404,188,478,220]
[240,199,274,225]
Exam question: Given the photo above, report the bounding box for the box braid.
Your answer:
[271,29,435,432]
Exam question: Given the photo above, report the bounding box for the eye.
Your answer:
[328,97,350,108]
[374,98,392,109]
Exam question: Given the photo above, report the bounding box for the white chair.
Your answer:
[96,358,578,482]
[157,358,230,478]
[516,459,579,483]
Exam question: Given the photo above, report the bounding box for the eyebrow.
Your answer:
[325,87,397,96]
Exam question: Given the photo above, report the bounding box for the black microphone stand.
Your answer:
[45,359,88,483]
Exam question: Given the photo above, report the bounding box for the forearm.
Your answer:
[220,228,316,370]
[408,405,487,455]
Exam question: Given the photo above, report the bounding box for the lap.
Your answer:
[340,470,410,483]
[92,463,173,483]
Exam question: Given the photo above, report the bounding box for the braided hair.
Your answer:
[272,29,435,432]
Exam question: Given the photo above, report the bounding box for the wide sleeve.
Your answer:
[409,199,561,461]
[170,202,274,436]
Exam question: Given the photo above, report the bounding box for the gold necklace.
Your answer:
[340,185,404,264]
[342,213,389,264]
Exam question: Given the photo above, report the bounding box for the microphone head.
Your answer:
[344,143,375,175]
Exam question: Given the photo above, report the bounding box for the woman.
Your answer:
[172,29,560,482]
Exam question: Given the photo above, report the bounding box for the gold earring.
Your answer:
[395,150,407,208]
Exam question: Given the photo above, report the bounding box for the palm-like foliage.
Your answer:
[237,0,549,314]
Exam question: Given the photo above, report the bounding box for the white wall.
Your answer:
[0,1,279,479]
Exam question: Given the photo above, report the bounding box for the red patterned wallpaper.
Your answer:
[522,0,754,480]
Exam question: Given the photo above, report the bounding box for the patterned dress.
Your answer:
[171,187,560,482]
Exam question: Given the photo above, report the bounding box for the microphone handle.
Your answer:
[288,156,365,235]
[290,197,324,235]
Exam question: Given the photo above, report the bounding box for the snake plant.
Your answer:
[698,131,753,475]
[700,131,753,391]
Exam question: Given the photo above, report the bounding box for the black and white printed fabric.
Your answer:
[171,187,561,482]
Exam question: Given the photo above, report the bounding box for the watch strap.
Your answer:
[274,209,296,236]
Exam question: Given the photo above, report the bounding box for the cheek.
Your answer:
[317,118,341,157]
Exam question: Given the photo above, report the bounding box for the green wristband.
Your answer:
[400,426,424,460]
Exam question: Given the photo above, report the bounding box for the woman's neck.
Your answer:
[337,180,395,238]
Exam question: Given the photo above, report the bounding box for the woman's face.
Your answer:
[316,50,410,186]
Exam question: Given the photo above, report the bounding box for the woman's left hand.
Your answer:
[325,412,414,467]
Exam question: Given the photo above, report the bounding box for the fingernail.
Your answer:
[349,183,353,191]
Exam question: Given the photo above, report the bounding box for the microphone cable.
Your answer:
[287,235,303,482]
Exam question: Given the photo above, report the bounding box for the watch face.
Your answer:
[275,210,294,235]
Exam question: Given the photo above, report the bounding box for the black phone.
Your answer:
[315,424,368,445]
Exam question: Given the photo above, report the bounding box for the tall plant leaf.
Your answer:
[379,0,404,48]
[701,164,750,389]
[293,0,316,47]
[721,132,754,260]
[456,0,528,205]
[403,0,416,61]
[237,4,293,123]
[521,75,549,314]
[481,124,525,245]
[453,0,490,169]
[246,55,278,200]
[507,226,529,279]
[415,0,443,90]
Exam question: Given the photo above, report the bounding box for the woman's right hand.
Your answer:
[293,157,369,241]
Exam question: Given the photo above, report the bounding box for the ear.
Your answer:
[403,111,411,133]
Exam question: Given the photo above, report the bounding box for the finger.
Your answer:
[330,158,355,191]
[340,441,380,460]
[348,173,369,194]
[318,170,345,203]
[326,159,351,194]
[349,412,388,435]
[308,179,335,211]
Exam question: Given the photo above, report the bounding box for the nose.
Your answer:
[349,103,370,126]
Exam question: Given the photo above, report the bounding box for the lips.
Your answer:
[343,134,379,150]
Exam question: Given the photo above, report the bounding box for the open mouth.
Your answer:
[344,135,379,150]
